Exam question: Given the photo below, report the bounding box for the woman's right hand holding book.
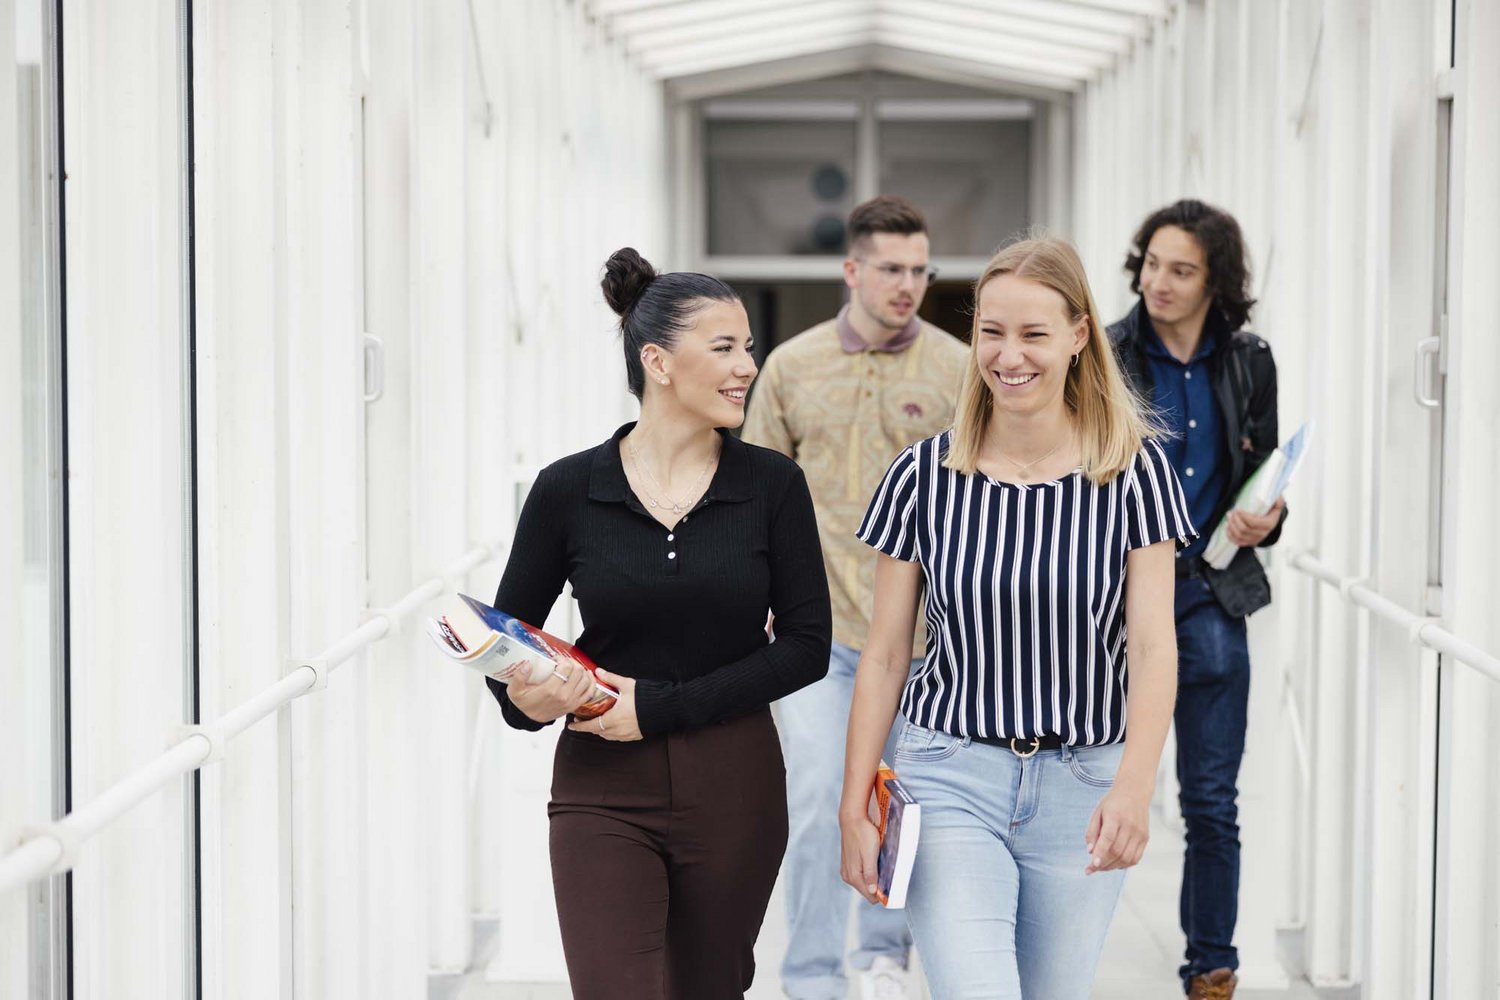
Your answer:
[504,662,599,724]
[839,801,883,905]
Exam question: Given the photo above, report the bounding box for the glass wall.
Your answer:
[1,0,66,994]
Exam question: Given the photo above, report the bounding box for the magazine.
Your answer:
[868,760,921,909]
[425,593,617,721]
[1202,422,1312,570]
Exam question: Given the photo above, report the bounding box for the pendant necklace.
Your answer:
[995,432,1072,481]
[627,439,717,515]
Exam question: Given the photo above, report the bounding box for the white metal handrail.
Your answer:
[1288,551,1500,684]
[0,541,506,895]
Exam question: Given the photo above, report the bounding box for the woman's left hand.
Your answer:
[1084,778,1152,874]
[567,669,642,741]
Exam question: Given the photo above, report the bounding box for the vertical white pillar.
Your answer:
[278,1,369,996]
[360,0,439,991]
[191,1,294,996]
[410,0,475,976]
[62,3,189,996]
[1432,0,1500,995]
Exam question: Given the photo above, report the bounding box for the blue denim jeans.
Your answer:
[1174,575,1251,988]
[897,722,1127,999]
[775,641,915,1000]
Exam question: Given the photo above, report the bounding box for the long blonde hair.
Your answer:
[944,235,1160,483]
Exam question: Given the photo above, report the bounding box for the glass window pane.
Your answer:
[879,119,1032,257]
[706,120,857,256]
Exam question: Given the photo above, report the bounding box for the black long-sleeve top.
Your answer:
[486,422,832,738]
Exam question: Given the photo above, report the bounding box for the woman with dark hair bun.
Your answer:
[484,247,832,999]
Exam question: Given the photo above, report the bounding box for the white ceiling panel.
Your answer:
[627,0,868,54]
[636,14,875,70]
[586,0,1158,86]
[652,34,876,80]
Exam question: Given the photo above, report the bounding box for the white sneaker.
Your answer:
[858,955,912,1000]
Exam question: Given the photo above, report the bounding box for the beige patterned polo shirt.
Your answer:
[743,312,969,655]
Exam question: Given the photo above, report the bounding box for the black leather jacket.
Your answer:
[1108,298,1286,618]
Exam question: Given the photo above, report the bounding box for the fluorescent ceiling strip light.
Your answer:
[703,99,862,120]
[875,98,1035,120]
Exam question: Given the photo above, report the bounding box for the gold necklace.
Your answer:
[627,439,717,515]
[994,432,1072,480]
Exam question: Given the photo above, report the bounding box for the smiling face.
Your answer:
[846,231,932,331]
[973,273,1089,418]
[647,298,758,428]
[1139,224,1213,330]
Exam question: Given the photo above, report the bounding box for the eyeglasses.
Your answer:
[856,259,939,285]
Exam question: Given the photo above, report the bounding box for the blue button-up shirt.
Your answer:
[1142,320,1227,560]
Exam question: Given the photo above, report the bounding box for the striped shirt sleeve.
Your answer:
[856,444,922,561]
[1125,439,1199,551]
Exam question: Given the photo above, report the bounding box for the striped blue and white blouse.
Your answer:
[857,433,1195,745]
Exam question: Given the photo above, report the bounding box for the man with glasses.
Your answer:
[743,195,967,1000]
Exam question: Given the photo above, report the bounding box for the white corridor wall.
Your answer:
[1,0,666,997]
[1071,1,1500,997]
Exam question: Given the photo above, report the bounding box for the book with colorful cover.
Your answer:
[425,592,617,721]
[868,760,921,909]
[1203,422,1312,570]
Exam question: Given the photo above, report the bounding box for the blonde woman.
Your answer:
[839,236,1193,998]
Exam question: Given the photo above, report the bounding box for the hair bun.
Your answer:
[601,247,658,318]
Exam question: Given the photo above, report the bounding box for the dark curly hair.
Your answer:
[1123,199,1256,330]
[600,247,739,399]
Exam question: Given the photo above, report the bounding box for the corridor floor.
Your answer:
[442,809,1331,999]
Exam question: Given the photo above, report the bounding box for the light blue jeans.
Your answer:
[775,641,916,1000]
[895,722,1128,1000]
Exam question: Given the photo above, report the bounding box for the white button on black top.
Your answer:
[1186,467,1195,477]
[668,552,677,559]
[667,534,675,541]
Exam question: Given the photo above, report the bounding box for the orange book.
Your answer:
[868,760,921,909]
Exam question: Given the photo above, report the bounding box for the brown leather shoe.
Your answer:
[1187,968,1238,1000]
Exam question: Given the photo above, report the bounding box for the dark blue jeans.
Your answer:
[1173,575,1251,990]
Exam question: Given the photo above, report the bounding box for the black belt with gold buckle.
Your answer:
[973,733,1066,757]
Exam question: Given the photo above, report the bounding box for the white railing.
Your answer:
[1288,550,1500,684]
[0,541,506,895]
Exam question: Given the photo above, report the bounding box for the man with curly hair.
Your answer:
[1107,200,1287,1000]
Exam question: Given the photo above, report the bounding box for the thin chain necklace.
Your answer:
[626,438,717,515]
[994,430,1073,481]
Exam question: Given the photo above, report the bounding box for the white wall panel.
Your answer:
[62,2,189,996]
[192,0,291,995]
[1433,0,1500,994]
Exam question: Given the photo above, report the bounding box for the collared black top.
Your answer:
[486,422,832,738]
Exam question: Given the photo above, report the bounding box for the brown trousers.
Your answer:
[548,707,788,1000]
